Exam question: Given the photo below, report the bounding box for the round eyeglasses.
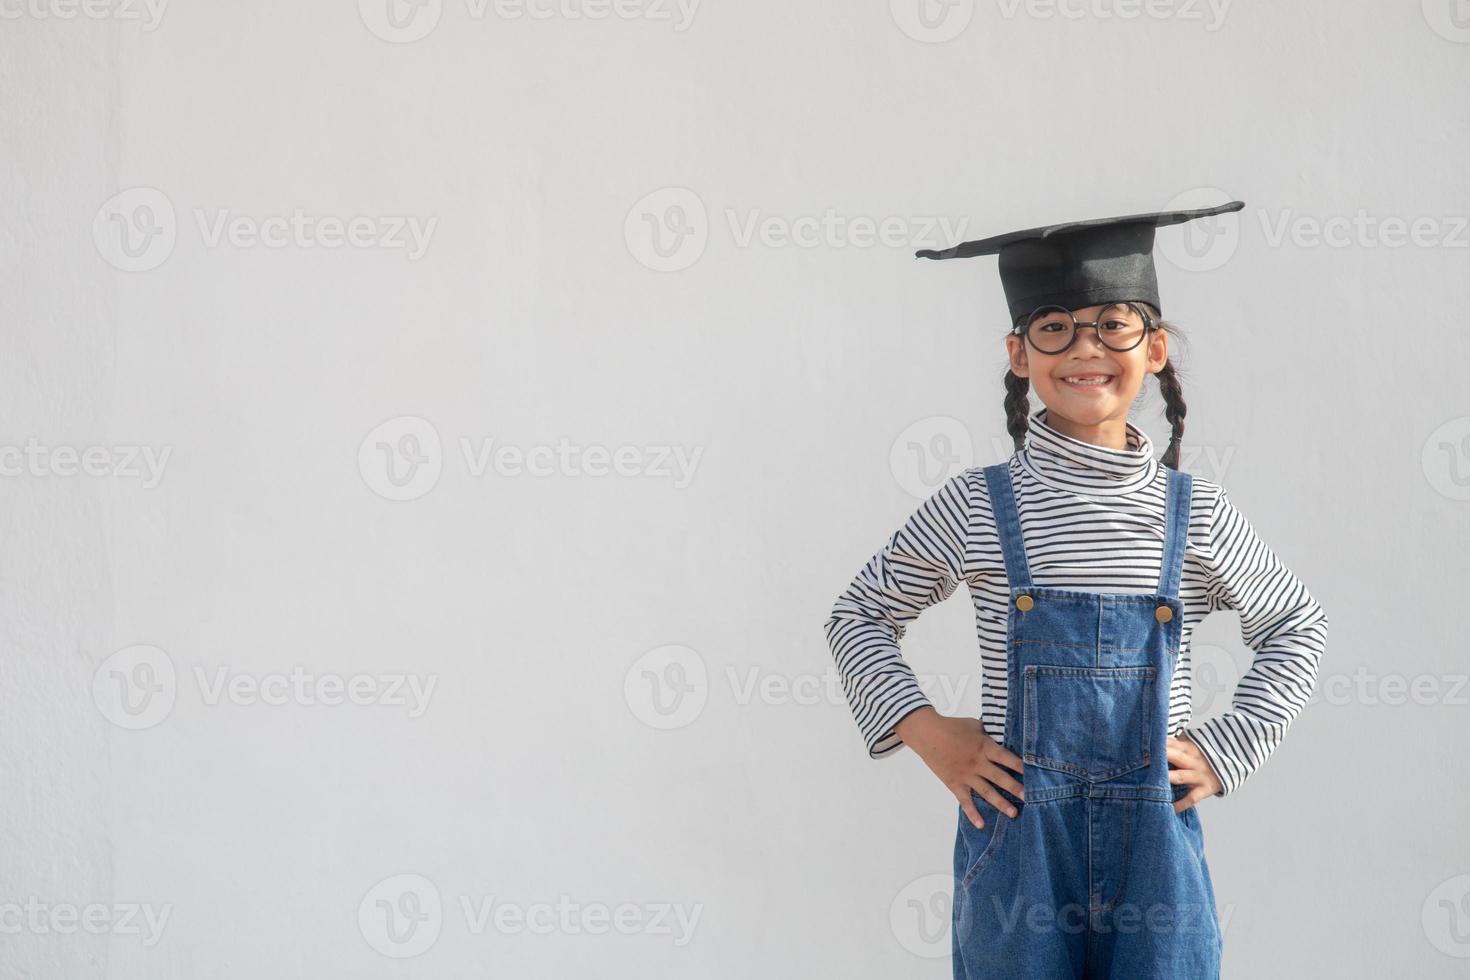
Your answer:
[1012,302,1156,354]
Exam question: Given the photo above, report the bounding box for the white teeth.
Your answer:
[1063,376,1111,385]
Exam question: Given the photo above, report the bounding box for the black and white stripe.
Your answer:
[823,407,1329,797]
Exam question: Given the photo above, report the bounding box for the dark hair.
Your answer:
[1003,302,1187,470]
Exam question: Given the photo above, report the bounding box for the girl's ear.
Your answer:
[1146,326,1170,373]
[1005,333,1029,378]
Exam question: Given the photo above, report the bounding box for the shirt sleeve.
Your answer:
[822,470,972,759]
[1183,487,1329,797]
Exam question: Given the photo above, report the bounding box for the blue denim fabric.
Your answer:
[952,462,1222,979]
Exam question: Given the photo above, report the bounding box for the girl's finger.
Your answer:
[991,743,1027,775]
[1173,785,1207,813]
[1169,768,1208,795]
[980,762,1025,802]
[957,791,986,830]
[969,780,1019,820]
[1164,738,1195,764]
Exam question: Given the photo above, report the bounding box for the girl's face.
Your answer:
[1005,303,1170,434]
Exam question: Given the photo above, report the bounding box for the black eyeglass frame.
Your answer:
[1011,301,1158,354]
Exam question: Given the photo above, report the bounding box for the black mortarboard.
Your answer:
[915,200,1245,322]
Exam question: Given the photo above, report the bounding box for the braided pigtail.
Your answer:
[1141,304,1187,470]
[1155,357,1187,470]
[1004,367,1031,452]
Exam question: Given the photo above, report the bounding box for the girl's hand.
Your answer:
[1167,733,1222,811]
[895,707,1026,830]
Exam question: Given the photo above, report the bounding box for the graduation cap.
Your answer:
[915,200,1245,322]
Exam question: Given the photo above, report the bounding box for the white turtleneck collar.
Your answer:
[1017,406,1158,496]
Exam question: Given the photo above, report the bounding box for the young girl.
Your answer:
[822,201,1328,978]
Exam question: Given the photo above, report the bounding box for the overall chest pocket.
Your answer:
[1022,665,1156,781]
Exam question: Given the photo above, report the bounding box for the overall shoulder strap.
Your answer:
[983,462,1032,590]
[1156,466,1193,597]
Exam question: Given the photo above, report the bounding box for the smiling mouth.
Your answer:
[1060,374,1115,389]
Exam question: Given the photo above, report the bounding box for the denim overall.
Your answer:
[952,462,1223,979]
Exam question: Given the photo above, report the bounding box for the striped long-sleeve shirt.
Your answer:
[822,406,1329,797]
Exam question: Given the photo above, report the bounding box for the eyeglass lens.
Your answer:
[1023,303,1148,353]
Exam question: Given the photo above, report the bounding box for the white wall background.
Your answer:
[2,1,1467,977]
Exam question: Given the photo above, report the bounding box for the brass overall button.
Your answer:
[1155,605,1174,622]
[1016,594,1034,611]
